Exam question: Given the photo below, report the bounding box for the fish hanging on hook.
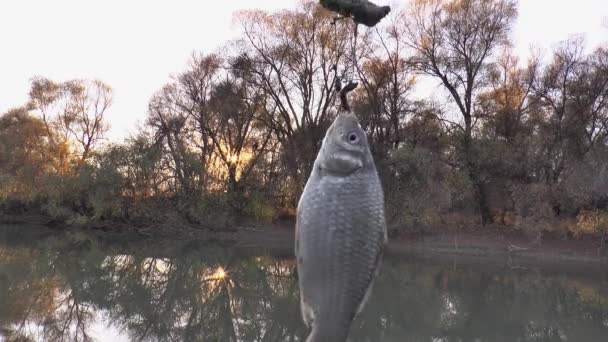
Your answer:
[320,0,391,27]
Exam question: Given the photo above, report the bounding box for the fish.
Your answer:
[295,111,387,342]
[319,0,391,27]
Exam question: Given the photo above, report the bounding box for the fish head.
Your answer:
[317,112,373,175]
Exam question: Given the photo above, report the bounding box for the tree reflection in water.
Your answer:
[0,228,607,342]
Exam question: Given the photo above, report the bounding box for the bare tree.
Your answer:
[235,1,351,195]
[532,37,589,183]
[354,10,417,157]
[402,0,518,224]
[176,52,222,188]
[146,52,274,201]
[63,80,112,162]
[173,53,273,195]
[147,84,200,196]
[28,76,65,145]
[204,65,273,195]
[575,46,608,150]
[28,77,112,164]
[478,50,539,143]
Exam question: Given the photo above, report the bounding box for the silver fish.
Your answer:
[295,111,387,342]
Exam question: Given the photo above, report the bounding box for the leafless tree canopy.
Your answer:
[28,77,112,164]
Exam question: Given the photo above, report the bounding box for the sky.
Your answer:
[0,0,606,141]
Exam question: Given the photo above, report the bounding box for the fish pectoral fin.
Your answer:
[356,238,386,318]
[300,296,315,327]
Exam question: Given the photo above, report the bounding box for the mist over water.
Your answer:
[0,226,607,342]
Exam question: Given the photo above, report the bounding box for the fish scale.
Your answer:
[296,112,387,342]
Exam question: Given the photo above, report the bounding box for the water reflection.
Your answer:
[0,227,607,342]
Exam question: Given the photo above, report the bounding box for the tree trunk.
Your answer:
[463,126,492,225]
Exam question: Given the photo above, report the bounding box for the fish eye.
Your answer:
[346,131,360,144]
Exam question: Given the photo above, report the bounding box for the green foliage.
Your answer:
[243,192,277,223]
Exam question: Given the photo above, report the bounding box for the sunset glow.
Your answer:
[210,267,227,281]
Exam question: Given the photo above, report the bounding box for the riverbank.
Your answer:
[2,213,607,265]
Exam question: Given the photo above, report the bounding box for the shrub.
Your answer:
[183,193,231,228]
[383,146,454,230]
[243,193,276,223]
[574,209,608,238]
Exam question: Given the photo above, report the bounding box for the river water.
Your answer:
[0,226,607,341]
